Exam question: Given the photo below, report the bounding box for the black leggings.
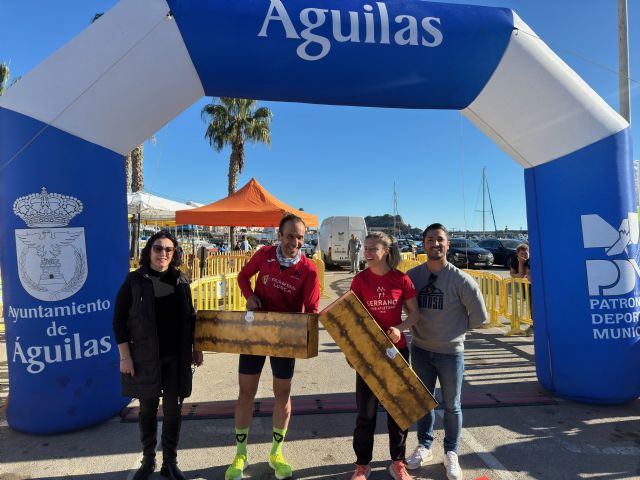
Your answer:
[138,356,183,462]
[353,347,410,465]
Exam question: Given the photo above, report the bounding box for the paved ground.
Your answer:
[1,269,640,480]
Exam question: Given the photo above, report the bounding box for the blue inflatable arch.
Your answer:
[0,0,636,433]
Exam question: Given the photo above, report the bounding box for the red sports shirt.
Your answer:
[350,268,416,348]
[238,246,320,313]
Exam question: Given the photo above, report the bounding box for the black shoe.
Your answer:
[161,462,187,480]
[132,457,156,480]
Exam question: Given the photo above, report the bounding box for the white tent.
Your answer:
[127,191,197,223]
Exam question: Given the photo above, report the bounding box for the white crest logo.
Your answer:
[376,285,386,299]
[581,213,640,296]
[13,187,87,301]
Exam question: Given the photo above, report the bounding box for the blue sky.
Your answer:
[1,0,638,233]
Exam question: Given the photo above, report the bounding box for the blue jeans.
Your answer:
[410,344,464,453]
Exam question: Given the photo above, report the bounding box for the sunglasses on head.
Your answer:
[152,245,175,254]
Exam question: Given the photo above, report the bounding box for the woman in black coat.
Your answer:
[113,232,203,480]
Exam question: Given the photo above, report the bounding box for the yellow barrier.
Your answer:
[416,254,427,263]
[311,252,328,298]
[464,270,532,335]
[397,259,421,273]
[399,252,414,261]
[190,272,256,311]
[463,270,504,328]
[502,277,533,335]
[183,253,251,281]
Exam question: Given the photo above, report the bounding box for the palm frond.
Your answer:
[201,96,273,191]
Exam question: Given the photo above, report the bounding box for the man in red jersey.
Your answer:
[225,214,320,480]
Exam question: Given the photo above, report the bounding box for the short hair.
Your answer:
[516,243,529,253]
[365,231,401,270]
[279,213,306,232]
[139,231,182,268]
[423,223,449,240]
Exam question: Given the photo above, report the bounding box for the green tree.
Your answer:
[202,97,272,242]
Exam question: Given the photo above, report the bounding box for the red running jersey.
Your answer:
[350,268,416,348]
[238,246,320,313]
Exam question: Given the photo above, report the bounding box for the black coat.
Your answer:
[113,265,196,399]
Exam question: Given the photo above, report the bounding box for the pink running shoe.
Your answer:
[389,460,413,480]
[350,463,371,480]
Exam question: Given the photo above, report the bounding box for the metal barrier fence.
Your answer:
[397,259,422,273]
[463,269,532,335]
[311,251,327,298]
[463,270,503,328]
[501,277,533,335]
[190,272,252,311]
[188,254,251,280]
[399,252,415,261]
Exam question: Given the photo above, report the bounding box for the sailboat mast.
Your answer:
[482,167,486,235]
[485,172,499,234]
[393,181,398,238]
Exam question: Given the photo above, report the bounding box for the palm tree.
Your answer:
[202,97,272,242]
[128,145,143,192]
[0,62,10,96]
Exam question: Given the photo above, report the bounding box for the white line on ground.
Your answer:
[436,410,517,480]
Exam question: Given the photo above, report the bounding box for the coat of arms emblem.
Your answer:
[13,187,87,301]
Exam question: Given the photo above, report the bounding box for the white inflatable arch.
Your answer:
[0,0,636,433]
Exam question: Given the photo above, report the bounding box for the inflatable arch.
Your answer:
[0,0,636,433]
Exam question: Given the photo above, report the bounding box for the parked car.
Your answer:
[300,243,315,258]
[397,238,417,253]
[477,238,521,267]
[447,238,494,268]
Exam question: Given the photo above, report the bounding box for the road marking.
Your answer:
[436,410,516,480]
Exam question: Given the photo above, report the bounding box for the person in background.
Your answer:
[509,243,531,280]
[197,244,208,278]
[225,214,320,480]
[348,231,422,480]
[509,243,532,333]
[348,233,363,274]
[113,232,203,480]
[240,235,251,253]
[405,223,487,480]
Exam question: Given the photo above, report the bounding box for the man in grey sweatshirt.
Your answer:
[404,223,487,480]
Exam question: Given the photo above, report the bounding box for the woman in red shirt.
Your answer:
[349,231,422,480]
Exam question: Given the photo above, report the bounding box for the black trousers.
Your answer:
[353,347,409,465]
[138,356,183,463]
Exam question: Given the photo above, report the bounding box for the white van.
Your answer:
[319,216,367,269]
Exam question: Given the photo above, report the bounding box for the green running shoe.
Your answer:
[225,454,248,480]
[268,452,292,479]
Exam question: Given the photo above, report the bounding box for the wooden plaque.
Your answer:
[319,291,438,431]
[195,310,319,359]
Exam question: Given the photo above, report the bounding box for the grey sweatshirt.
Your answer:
[407,262,487,354]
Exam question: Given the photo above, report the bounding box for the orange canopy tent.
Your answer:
[175,178,318,227]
